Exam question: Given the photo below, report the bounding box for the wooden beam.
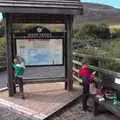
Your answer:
[66,15,73,91]
[12,14,65,24]
[4,13,15,96]
[64,21,67,90]
[0,7,83,15]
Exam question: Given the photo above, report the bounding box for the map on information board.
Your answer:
[16,39,63,65]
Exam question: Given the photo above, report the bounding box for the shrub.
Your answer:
[72,23,111,42]
[111,29,120,38]
[0,37,6,56]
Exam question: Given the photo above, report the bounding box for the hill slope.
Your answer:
[74,2,120,24]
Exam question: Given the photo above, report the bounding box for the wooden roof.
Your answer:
[0,0,83,15]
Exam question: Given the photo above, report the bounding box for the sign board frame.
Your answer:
[13,32,65,67]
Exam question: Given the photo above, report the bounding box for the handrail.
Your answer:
[73,74,82,83]
[73,52,120,63]
[73,60,120,77]
[0,55,6,71]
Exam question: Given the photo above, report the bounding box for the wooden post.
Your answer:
[65,15,73,91]
[64,22,67,90]
[4,13,15,96]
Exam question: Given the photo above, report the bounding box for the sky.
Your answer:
[0,13,2,21]
[0,0,120,21]
[82,0,120,8]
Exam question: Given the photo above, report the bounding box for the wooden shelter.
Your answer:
[0,0,83,96]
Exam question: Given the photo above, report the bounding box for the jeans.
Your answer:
[15,76,24,99]
[81,77,90,110]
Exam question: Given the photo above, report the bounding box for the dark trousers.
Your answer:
[15,77,24,99]
[82,82,90,110]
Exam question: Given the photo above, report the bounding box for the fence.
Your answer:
[0,50,6,72]
[0,51,7,89]
[72,52,120,87]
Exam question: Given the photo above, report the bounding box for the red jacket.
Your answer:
[79,68,93,80]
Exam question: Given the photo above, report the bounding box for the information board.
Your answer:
[16,39,63,65]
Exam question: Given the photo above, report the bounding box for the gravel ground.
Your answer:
[0,97,119,120]
[0,104,32,120]
[0,70,119,120]
[47,97,119,120]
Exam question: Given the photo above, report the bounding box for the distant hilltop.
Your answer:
[74,2,120,24]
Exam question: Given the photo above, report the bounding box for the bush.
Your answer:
[0,37,6,49]
[0,37,6,57]
[73,23,111,42]
[111,29,120,38]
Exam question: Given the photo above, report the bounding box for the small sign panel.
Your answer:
[115,78,120,84]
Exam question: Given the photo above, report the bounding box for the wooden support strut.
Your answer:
[4,13,15,96]
[65,15,73,91]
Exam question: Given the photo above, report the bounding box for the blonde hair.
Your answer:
[13,57,20,64]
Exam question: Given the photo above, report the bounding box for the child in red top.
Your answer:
[79,63,94,84]
[79,60,95,111]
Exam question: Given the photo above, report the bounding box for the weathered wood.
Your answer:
[11,13,65,23]
[73,52,120,63]
[0,0,83,15]
[2,0,81,95]
[66,15,73,91]
[23,77,65,84]
[4,13,15,96]
[72,59,120,77]
[0,0,81,6]
[0,7,82,15]
[64,20,67,90]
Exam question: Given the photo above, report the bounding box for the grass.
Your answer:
[109,24,120,29]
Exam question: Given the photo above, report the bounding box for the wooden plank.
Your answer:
[0,66,6,68]
[0,0,81,5]
[4,13,15,97]
[12,13,65,23]
[23,77,65,84]
[0,61,6,65]
[73,52,120,63]
[72,67,79,73]
[0,7,82,15]
[0,56,6,60]
[0,2,82,7]
[66,15,73,91]
[0,0,80,3]
[64,21,67,90]
[0,0,82,9]
[73,74,82,83]
[0,3,81,9]
[72,59,120,77]
[0,0,83,15]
